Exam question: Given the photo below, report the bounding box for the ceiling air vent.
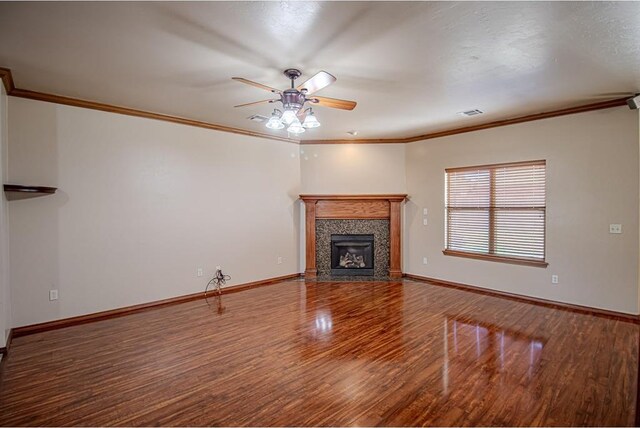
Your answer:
[458,109,483,117]
[247,114,269,123]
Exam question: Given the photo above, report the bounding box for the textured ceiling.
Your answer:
[0,1,639,140]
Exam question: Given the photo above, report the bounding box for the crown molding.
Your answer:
[302,97,629,145]
[302,138,406,145]
[10,88,299,143]
[0,67,629,145]
[0,67,298,144]
[0,67,15,93]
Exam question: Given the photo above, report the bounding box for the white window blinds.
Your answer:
[445,160,546,265]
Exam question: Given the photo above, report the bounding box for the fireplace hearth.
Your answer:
[331,234,374,276]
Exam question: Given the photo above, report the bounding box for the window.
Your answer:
[444,160,547,267]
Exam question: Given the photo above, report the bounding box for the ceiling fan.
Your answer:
[232,68,357,134]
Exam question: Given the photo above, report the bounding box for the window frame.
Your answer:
[443,160,548,268]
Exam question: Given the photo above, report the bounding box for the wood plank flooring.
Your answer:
[0,279,637,426]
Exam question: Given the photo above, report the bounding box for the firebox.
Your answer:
[330,234,374,276]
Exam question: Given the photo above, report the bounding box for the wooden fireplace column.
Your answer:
[300,194,408,279]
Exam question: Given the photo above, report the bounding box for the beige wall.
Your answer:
[5,96,639,327]
[300,144,406,194]
[8,97,301,327]
[405,107,640,314]
[0,84,9,347]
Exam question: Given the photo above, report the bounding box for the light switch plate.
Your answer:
[423,208,428,215]
[49,289,58,301]
[609,224,622,234]
[423,218,428,226]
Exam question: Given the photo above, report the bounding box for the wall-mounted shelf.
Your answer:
[4,184,57,201]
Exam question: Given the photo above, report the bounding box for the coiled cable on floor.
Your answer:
[205,268,231,296]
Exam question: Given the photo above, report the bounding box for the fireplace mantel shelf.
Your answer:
[300,194,408,279]
[300,194,408,201]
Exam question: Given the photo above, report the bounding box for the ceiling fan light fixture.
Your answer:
[265,109,285,130]
[287,118,306,134]
[302,109,321,128]
[281,109,298,125]
[232,69,356,133]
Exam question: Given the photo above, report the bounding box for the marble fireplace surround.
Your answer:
[317,219,388,278]
[300,194,408,279]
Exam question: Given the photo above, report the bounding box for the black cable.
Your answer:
[204,268,231,296]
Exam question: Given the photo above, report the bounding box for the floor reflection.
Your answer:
[300,282,405,359]
[435,315,548,402]
[314,311,333,337]
[446,316,546,381]
[204,293,227,315]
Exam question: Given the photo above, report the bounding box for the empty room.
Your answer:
[0,1,639,426]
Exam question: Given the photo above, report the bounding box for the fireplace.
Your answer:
[331,234,374,276]
[300,194,407,279]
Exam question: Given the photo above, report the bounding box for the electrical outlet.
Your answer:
[49,289,58,301]
[423,218,428,226]
[551,275,559,284]
[277,256,283,265]
[423,208,428,215]
[216,266,221,270]
[609,224,622,234]
[197,267,203,277]
[423,257,428,265]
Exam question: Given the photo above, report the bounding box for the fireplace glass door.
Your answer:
[330,234,374,276]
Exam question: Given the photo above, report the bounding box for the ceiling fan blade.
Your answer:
[232,77,282,93]
[234,99,279,108]
[297,71,336,95]
[311,96,357,111]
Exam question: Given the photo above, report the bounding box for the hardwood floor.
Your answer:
[0,278,637,426]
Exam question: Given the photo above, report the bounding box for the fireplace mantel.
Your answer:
[300,194,408,279]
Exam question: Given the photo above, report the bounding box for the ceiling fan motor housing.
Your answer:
[282,89,306,111]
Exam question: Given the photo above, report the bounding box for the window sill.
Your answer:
[442,249,548,268]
